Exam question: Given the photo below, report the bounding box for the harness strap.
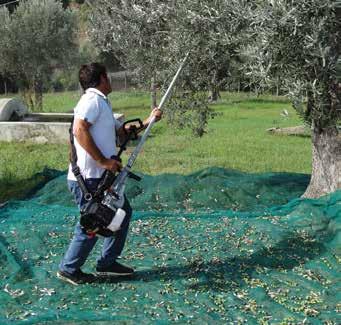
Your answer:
[69,117,93,201]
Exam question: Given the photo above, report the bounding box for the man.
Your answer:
[57,63,162,285]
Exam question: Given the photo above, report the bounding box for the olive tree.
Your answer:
[87,0,251,135]
[247,0,341,198]
[169,1,251,99]
[0,0,78,111]
[88,0,173,108]
[161,0,252,135]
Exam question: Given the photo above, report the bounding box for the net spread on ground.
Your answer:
[0,168,340,323]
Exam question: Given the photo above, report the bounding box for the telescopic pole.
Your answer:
[104,53,189,208]
[126,52,190,169]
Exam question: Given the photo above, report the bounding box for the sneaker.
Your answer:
[57,269,96,286]
[96,261,134,276]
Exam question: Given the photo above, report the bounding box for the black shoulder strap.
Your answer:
[69,117,93,201]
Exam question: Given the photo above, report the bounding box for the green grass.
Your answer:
[132,94,311,174]
[0,90,154,113]
[0,91,311,202]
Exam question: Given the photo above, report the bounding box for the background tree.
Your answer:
[0,0,18,13]
[0,74,17,94]
[88,0,174,108]
[246,0,341,198]
[0,0,78,111]
[87,0,251,136]
[169,1,250,101]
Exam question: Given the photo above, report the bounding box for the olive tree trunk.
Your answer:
[208,71,220,102]
[34,78,43,112]
[208,87,220,102]
[22,88,34,112]
[151,76,157,109]
[302,126,341,198]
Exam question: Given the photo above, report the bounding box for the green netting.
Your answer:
[0,168,340,324]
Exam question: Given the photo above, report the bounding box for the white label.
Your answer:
[107,208,126,232]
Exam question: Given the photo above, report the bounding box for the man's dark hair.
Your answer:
[79,63,107,91]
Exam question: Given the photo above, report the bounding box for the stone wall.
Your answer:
[0,113,124,144]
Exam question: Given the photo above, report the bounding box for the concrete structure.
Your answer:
[0,98,28,121]
[0,120,72,144]
[0,104,124,144]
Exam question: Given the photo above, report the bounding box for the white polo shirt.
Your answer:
[67,88,122,181]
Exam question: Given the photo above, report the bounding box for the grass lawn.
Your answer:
[0,91,311,202]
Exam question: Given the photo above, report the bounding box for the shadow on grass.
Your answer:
[213,97,291,107]
[112,104,149,111]
[0,168,63,203]
[270,133,311,138]
[242,98,291,104]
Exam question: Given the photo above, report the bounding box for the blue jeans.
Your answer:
[59,178,132,274]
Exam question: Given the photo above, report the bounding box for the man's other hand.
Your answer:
[99,158,122,172]
[150,107,162,122]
